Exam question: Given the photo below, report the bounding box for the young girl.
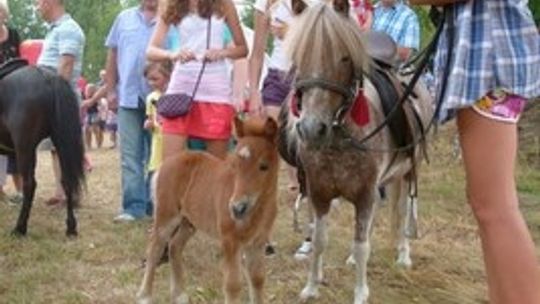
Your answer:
[143,61,172,184]
[146,0,247,160]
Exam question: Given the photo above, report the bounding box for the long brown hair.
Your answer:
[161,0,224,24]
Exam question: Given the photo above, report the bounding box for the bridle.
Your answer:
[291,6,453,154]
[295,75,362,128]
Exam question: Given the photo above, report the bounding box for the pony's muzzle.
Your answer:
[297,117,329,144]
[230,200,250,220]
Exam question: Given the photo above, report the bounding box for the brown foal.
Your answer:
[137,116,280,304]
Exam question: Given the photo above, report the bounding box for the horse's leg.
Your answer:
[222,240,242,304]
[245,240,266,304]
[169,218,196,304]
[13,150,37,236]
[300,211,328,301]
[137,217,180,304]
[352,190,376,304]
[388,179,413,267]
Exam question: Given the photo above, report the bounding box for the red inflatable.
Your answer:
[20,39,44,65]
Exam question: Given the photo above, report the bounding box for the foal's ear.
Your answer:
[234,116,245,138]
[332,0,350,16]
[264,117,279,142]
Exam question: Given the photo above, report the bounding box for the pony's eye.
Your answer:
[295,90,303,111]
[259,163,269,171]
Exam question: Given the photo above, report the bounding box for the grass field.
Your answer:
[0,125,539,304]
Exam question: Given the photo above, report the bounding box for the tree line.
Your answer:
[6,0,540,83]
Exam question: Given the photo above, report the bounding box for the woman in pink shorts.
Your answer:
[419,0,540,303]
[146,0,247,160]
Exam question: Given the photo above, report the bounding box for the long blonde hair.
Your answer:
[285,2,369,75]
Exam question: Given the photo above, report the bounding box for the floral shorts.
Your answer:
[472,89,527,124]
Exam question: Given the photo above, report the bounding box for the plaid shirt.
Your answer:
[434,0,540,113]
[371,1,420,50]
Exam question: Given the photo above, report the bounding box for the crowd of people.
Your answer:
[1,0,539,303]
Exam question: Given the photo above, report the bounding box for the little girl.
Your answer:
[146,0,247,160]
[143,60,172,216]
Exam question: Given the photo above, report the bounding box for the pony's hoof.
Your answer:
[173,293,189,304]
[354,285,369,304]
[11,227,27,237]
[66,230,78,238]
[300,285,319,302]
[136,296,152,304]
[396,254,412,268]
[345,254,356,266]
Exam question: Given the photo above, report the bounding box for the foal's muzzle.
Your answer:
[230,198,253,220]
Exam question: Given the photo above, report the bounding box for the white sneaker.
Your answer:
[294,240,312,261]
[113,213,136,222]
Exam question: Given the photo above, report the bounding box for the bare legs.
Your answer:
[457,108,540,304]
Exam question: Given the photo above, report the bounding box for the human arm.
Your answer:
[147,17,195,63]
[205,0,248,62]
[247,8,271,115]
[396,12,420,62]
[104,48,119,111]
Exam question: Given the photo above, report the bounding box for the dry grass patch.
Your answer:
[0,125,538,304]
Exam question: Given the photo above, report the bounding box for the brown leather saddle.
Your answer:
[361,31,423,154]
[0,58,28,80]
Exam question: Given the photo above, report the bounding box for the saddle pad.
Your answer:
[367,66,413,150]
[0,58,28,80]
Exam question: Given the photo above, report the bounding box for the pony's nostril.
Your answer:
[317,123,327,137]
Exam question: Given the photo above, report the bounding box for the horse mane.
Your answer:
[285,2,369,75]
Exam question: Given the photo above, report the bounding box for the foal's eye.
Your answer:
[259,162,269,171]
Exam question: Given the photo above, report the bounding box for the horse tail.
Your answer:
[49,76,85,206]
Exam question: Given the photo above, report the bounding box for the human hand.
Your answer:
[106,91,118,112]
[248,91,265,116]
[204,49,226,62]
[143,119,154,130]
[81,98,94,110]
[171,49,196,63]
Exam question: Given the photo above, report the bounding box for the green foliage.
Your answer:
[65,0,125,82]
[530,1,540,25]
[241,0,256,29]
[8,0,46,39]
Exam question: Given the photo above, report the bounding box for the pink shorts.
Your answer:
[472,89,527,124]
[161,102,235,140]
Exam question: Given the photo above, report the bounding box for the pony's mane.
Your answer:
[285,3,369,75]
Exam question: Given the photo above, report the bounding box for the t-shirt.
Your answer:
[254,0,294,70]
[37,14,85,91]
[146,91,163,172]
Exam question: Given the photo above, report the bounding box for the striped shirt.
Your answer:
[371,1,420,50]
[434,0,540,113]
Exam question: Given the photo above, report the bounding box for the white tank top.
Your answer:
[167,14,232,104]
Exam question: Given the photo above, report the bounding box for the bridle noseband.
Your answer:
[294,75,363,127]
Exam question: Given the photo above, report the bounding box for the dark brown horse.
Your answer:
[0,61,85,236]
[280,2,433,303]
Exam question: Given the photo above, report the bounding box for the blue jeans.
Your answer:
[118,105,151,218]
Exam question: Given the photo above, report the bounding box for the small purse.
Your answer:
[157,18,211,119]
